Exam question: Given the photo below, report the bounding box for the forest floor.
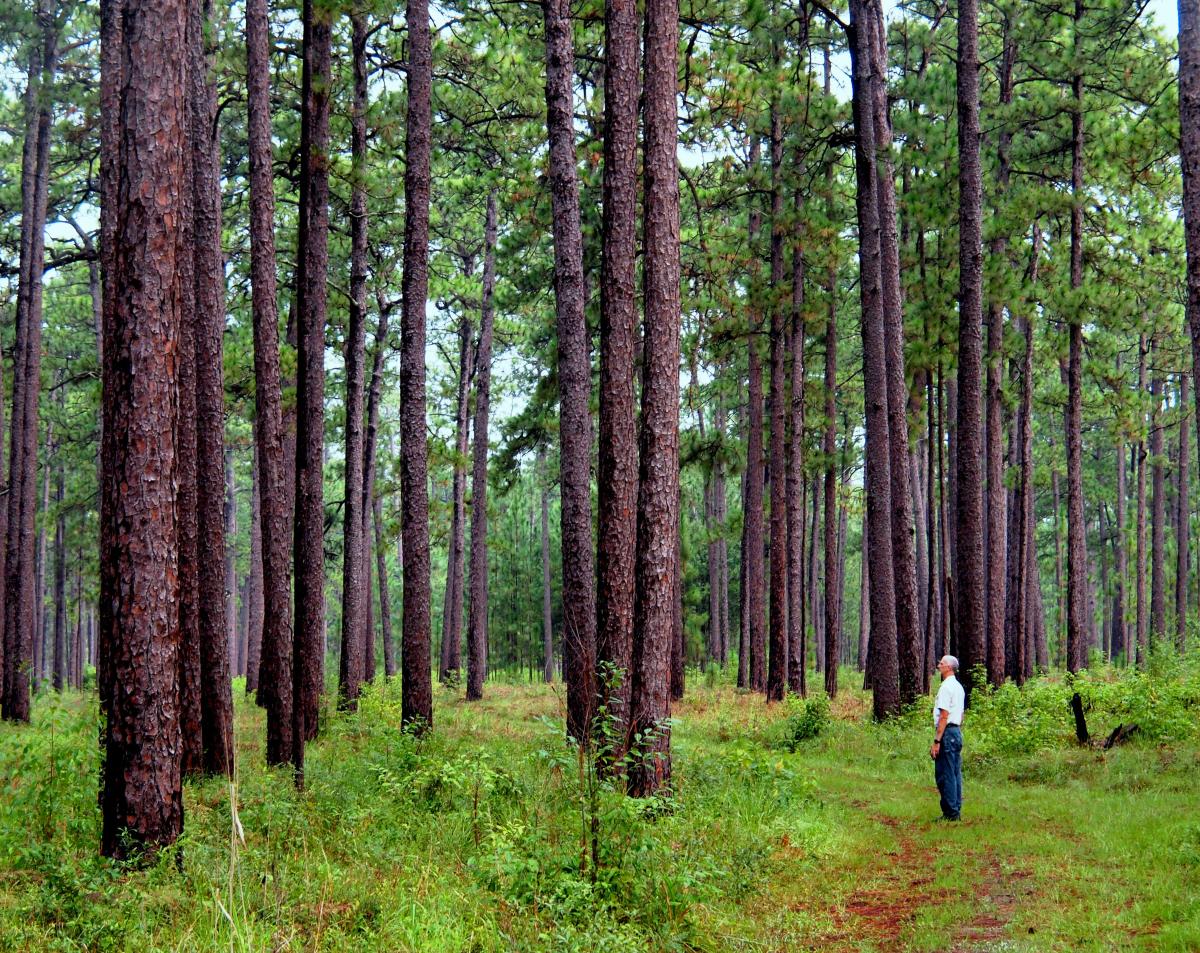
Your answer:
[0,669,1197,951]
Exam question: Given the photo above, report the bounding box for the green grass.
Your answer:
[0,665,1197,951]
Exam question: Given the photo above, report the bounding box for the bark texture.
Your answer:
[99,0,187,858]
[467,192,498,701]
[596,0,640,741]
[190,0,233,776]
[628,0,680,795]
[849,0,900,718]
[954,0,986,698]
[339,12,371,708]
[543,0,597,743]
[246,0,293,764]
[401,0,434,731]
[1183,0,1200,658]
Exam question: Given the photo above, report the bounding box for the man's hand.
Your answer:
[929,741,940,760]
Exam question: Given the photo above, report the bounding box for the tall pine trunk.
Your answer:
[954,0,986,699]
[1182,0,1200,659]
[1065,0,1089,674]
[544,0,597,743]
[99,0,186,858]
[767,105,789,702]
[628,0,680,794]
[849,0,900,717]
[339,13,371,709]
[3,0,57,723]
[399,0,434,732]
[597,0,639,741]
[293,0,334,775]
[1178,374,1191,652]
[1150,354,1167,647]
[467,192,498,700]
[541,451,555,682]
[867,5,921,705]
[246,0,294,765]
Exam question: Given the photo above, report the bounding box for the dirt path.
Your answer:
[820,789,1031,952]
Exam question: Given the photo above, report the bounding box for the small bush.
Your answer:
[777,694,831,750]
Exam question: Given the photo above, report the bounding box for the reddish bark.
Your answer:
[1178,374,1191,653]
[293,0,334,774]
[1150,358,1166,646]
[1065,0,1089,674]
[745,139,766,694]
[245,0,293,764]
[849,0,899,717]
[1182,0,1200,657]
[99,0,187,858]
[339,12,371,709]
[400,0,434,731]
[954,0,986,697]
[767,104,789,703]
[189,0,233,775]
[543,0,596,743]
[788,213,807,697]
[246,443,265,697]
[628,0,679,795]
[867,6,921,705]
[442,313,472,682]
[596,0,640,740]
[3,1,56,722]
[467,191,498,701]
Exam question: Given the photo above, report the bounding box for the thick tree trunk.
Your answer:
[3,1,57,723]
[99,0,186,858]
[597,0,639,738]
[954,0,986,700]
[867,6,922,706]
[849,0,900,718]
[292,0,334,775]
[467,192,498,701]
[339,13,371,709]
[788,195,808,697]
[767,105,789,702]
[628,0,679,794]
[1065,0,1089,674]
[246,0,293,764]
[1182,0,1200,656]
[746,141,767,694]
[544,0,597,743]
[189,0,234,776]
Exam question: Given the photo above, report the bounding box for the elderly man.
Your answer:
[930,655,965,821]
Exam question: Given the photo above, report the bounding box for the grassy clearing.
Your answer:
[0,663,1197,952]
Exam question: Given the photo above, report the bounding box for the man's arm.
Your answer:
[930,709,950,758]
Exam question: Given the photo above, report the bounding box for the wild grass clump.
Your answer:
[772,693,832,750]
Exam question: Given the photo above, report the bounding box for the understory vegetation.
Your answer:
[1,660,1197,952]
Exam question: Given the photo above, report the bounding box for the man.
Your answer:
[930,654,965,821]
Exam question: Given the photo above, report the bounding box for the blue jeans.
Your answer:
[935,725,963,819]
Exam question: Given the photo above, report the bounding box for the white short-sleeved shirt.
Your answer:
[932,674,965,732]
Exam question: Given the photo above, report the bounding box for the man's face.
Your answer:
[936,658,952,680]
